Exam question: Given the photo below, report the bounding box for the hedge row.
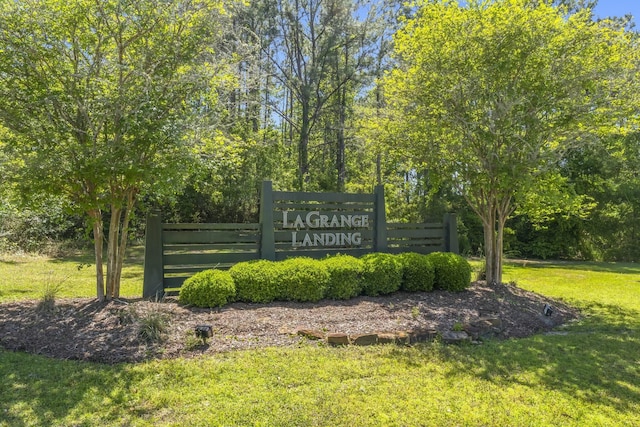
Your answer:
[179,252,472,308]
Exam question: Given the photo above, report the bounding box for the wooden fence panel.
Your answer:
[143,182,459,298]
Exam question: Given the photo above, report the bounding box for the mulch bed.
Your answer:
[0,281,579,364]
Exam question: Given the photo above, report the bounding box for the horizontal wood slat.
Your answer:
[387,229,444,239]
[273,191,374,203]
[163,231,259,244]
[387,238,444,246]
[162,223,259,230]
[275,248,371,260]
[163,243,258,252]
[273,202,374,211]
[387,223,443,229]
[164,252,259,266]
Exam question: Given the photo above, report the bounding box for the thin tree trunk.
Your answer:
[106,206,122,300]
[113,190,137,298]
[89,209,105,301]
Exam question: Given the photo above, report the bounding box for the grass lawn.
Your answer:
[0,247,144,302]
[1,255,639,426]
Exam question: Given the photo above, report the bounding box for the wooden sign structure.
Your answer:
[143,181,458,298]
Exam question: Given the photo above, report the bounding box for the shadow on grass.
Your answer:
[388,302,640,414]
[48,245,145,265]
[0,351,151,426]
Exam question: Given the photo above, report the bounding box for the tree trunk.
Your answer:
[113,190,137,298]
[89,209,105,302]
[298,100,310,190]
[106,206,122,300]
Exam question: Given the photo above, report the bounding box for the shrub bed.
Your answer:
[229,260,280,303]
[397,252,435,292]
[322,255,364,299]
[276,257,329,302]
[426,252,472,291]
[360,253,403,296]
[179,269,236,308]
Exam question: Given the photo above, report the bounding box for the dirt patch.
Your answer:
[0,281,579,364]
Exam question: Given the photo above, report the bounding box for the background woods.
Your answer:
[1,0,640,298]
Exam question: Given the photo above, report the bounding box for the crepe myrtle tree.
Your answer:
[0,0,226,300]
[381,0,638,284]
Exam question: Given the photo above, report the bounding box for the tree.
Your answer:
[0,0,225,300]
[268,0,372,190]
[382,0,637,283]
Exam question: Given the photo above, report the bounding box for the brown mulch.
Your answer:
[0,281,579,364]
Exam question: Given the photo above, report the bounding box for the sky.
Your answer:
[592,0,640,22]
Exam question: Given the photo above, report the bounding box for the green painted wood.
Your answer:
[387,228,444,239]
[163,276,189,289]
[162,223,259,230]
[163,231,260,244]
[388,246,443,254]
[143,210,164,299]
[387,222,443,229]
[387,238,444,245]
[164,266,232,274]
[273,202,374,211]
[273,190,375,203]
[274,229,374,241]
[444,213,460,254]
[374,185,387,252]
[274,210,374,226]
[275,248,371,260]
[164,252,259,266]
[260,181,276,260]
[163,243,259,252]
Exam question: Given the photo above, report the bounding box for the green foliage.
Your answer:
[0,0,227,299]
[229,260,280,304]
[179,270,236,308]
[397,252,435,292]
[276,258,329,302]
[137,309,169,343]
[36,274,64,313]
[426,252,472,292]
[321,255,364,300]
[360,253,403,296]
[381,0,638,282]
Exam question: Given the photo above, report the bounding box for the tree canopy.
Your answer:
[381,0,638,283]
[0,0,226,300]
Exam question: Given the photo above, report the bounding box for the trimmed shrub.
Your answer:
[397,252,435,292]
[276,257,329,302]
[179,269,236,308]
[229,260,280,303]
[360,253,403,296]
[322,255,364,299]
[426,252,472,291]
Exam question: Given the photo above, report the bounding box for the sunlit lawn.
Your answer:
[1,255,639,426]
[0,246,144,302]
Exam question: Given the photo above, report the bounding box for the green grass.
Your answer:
[0,247,144,302]
[1,257,640,426]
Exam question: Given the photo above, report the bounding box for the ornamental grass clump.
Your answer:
[322,255,364,299]
[360,253,403,296]
[179,269,236,308]
[426,252,472,291]
[276,257,329,302]
[397,252,435,292]
[229,260,280,303]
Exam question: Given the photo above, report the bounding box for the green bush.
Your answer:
[426,252,472,291]
[322,255,364,299]
[277,257,329,302]
[397,252,435,292]
[360,253,403,296]
[229,260,280,303]
[179,269,236,308]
